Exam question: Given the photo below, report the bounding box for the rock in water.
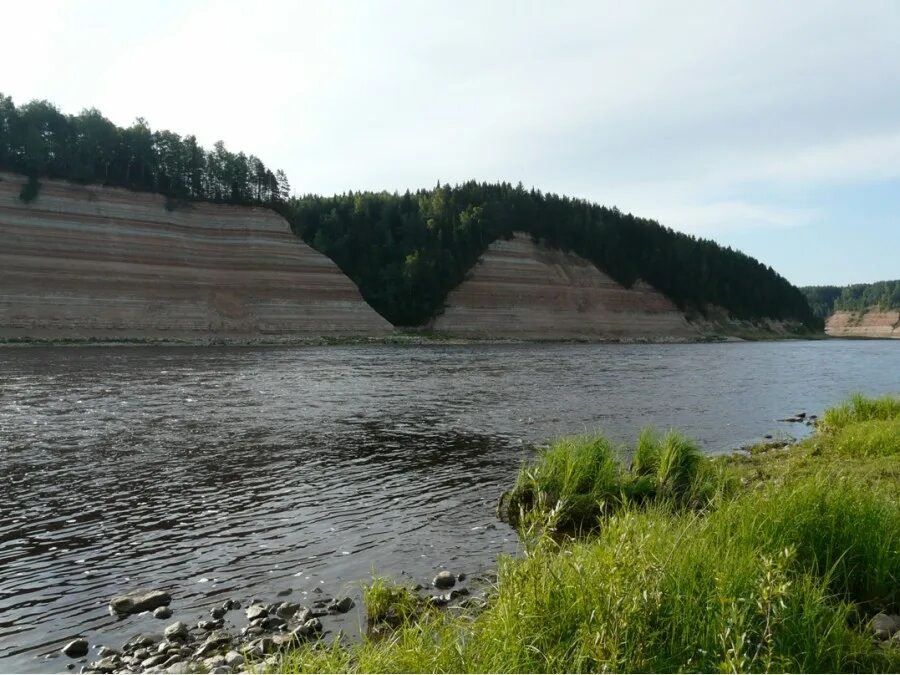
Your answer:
[62,639,89,658]
[433,571,456,589]
[109,589,172,616]
[153,606,173,619]
[327,597,354,613]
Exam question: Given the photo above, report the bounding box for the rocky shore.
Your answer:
[59,570,487,674]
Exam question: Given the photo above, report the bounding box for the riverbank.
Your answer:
[268,394,900,673]
[0,330,822,348]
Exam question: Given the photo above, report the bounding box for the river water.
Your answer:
[1,340,897,672]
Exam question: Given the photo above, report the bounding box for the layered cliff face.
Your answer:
[432,233,698,340]
[826,310,900,338]
[0,173,393,341]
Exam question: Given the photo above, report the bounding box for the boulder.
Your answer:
[432,571,456,589]
[275,601,299,619]
[109,589,172,616]
[210,606,227,620]
[62,639,89,658]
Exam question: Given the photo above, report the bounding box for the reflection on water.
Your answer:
[0,340,897,672]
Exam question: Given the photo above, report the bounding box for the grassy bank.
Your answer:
[272,395,900,673]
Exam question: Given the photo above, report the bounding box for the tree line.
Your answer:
[802,281,900,318]
[0,94,288,205]
[283,182,819,328]
[1,95,819,329]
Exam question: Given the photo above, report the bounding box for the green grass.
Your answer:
[271,395,900,673]
[499,429,712,531]
[821,393,900,432]
[363,576,427,629]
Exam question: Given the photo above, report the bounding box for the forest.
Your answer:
[802,281,900,318]
[1,94,818,329]
[285,184,818,328]
[0,94,288,205]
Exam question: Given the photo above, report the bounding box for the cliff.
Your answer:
[431,233,699,340]
[0,173,393,341]
[825,309,900,338]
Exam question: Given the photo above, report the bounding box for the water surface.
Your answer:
[1,340,897,671]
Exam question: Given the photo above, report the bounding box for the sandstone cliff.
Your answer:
[431,233,699,340]
[0,173,393,341]
[826,309,900,338]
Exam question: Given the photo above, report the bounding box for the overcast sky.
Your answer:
[3,0,898,286]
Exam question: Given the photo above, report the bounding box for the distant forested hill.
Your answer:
[802,281,900,319]
[1,93,818,330]
[286,185,818,328]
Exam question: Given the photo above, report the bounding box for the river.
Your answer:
[1,340,897,672]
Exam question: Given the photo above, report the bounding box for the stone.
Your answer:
[210,606,227,620]
[262,616,286,631]
[141,654,169,669]
[210,668,232,675]
[123,633,161,653]
[91,656,120,673]
[160,654,183,669]
[153,606,173,620]
[224,651,244,668]
[96,647,119,659]
[222,599,239,611]
[275,601,299,619]
[302,617,322,636]
[109,589,172,616]
[164,621,190,641]
[164,661,188,674]
[432,571,456,589]
[246,636,275,656]
[293,607,312,624]
[326,597,354,613]
[872,613,900,640]
[62,639,89,658]
[245,604,268,621]
[197,619,224,631]
[276,588,292,597]
[202,656,226,670]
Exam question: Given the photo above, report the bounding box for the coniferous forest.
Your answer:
[0,94,819,329]
[802,281,900,319]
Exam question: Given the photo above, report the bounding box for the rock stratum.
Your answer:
[432,233,699,340]
[0,173,393,341]
[826,310,900,338]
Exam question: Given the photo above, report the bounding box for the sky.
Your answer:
[2,0,898,286]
